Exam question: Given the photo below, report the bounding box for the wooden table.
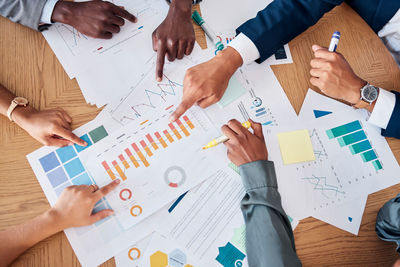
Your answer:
[0,3,399,267]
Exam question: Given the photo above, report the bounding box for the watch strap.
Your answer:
[6,100,18,121]
[353,99,370,109]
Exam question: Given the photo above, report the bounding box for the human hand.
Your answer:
[152,0,195,81]
[50,180,120,230]
[170,47,243,121]
[310,44,366,104]
[12,106,86,147]
[52,1,137,39]
[221,119,268,166]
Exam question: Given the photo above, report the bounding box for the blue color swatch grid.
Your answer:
[37,126,121,240]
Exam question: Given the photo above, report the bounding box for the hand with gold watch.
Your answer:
[0,83,86,147]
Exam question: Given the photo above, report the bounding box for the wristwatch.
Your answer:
[165,0,202,4]
[7,96,29,121]
[353,84,379,109]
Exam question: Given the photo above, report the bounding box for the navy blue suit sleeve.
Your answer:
[381,91,400,139]
[236,0,344,63]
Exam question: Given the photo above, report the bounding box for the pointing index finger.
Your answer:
[156,42,167,81]
[112,5,137,23]
[53,126,87,146]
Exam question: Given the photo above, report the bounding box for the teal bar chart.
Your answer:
[326,120,383,171]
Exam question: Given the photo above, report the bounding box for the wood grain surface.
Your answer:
[0,3,399,267]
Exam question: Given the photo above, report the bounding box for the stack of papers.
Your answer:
[26,0,400,266]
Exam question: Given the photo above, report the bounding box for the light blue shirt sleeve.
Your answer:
[239,160,302,267]
[40,0,59,24]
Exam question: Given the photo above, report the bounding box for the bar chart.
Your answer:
[101,115,195,181]
[326,120,382,171]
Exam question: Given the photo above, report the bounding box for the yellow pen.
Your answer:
[202,121,251,149]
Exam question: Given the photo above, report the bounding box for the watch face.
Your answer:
[361,85,378,103]
[14,97,28,105]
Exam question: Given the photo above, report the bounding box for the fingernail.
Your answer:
[115,179,121,184]
[108,210,114,216]
[169,115,175,123]
[156,77,162,82]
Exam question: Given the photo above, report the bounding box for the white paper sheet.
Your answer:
[81,107,221,230]
[299,89,369,235]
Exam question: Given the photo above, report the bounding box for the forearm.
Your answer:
[0,0,47,30]
[0,209,62,266]
[0,84,35,126]
[237,0,342,62]
[240,161,301,267]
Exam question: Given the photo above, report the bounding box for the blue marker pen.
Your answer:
[328,31,341,52]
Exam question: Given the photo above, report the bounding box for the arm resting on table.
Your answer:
[239,160,302,267]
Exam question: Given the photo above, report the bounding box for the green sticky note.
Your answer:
[89,125,108,143]
[277,129,316,165]
[218,76,247,108]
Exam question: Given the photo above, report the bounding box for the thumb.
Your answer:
[249,119,264,138]
[90,209,114,224]
[312,44,326,52]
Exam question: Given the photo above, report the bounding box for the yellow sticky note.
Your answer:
[277,129,315,165]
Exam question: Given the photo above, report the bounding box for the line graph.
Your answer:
[301,175,345,198]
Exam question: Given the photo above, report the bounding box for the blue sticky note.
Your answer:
[74,134,92,153]
[218,76,247,108]
[56,145,77,163]
[47,167,68,188]
[39,152,60,172]
[72,172,92,185]
[64,158,85,178]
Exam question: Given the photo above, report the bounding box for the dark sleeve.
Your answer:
[381,91,400,139]
[0,0,47,30]
[375,193,400,253]
[236,0,344,62]
[239,160,302,267]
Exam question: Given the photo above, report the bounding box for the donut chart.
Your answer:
[130,205,142,217]
[164,166,186,188]
[119,188,132,201]
[128,247,141,261]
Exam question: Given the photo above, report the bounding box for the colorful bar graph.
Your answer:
[125,148,139,168]
[169,123,182,139]
[360,149,378,162]
[118,154,130,169]
[326,120,362,139]
[155,131,167,148]
[337,130,367,147]
[183,115,195,129]
[102,161,116,180]
[176,119,190,136]
[349,140,372,154]
[132,143,149,167]
[163,130,174,143]
[140,140,153,157]
[373,160,383,170]
[146,134,159,150]
[112,160,127,180]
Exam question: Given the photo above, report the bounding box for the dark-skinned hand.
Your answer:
[52,1,137,39]
[221,119,269,166]
[152,0,195,81]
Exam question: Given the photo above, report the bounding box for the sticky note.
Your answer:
[277,129,315,165]
[218,76,247,108]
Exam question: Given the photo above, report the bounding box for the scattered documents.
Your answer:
[277,129,316,165]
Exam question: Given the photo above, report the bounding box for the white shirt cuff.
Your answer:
[40,0,59,24]
[228,33,260,65]
[368,89,396,129]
